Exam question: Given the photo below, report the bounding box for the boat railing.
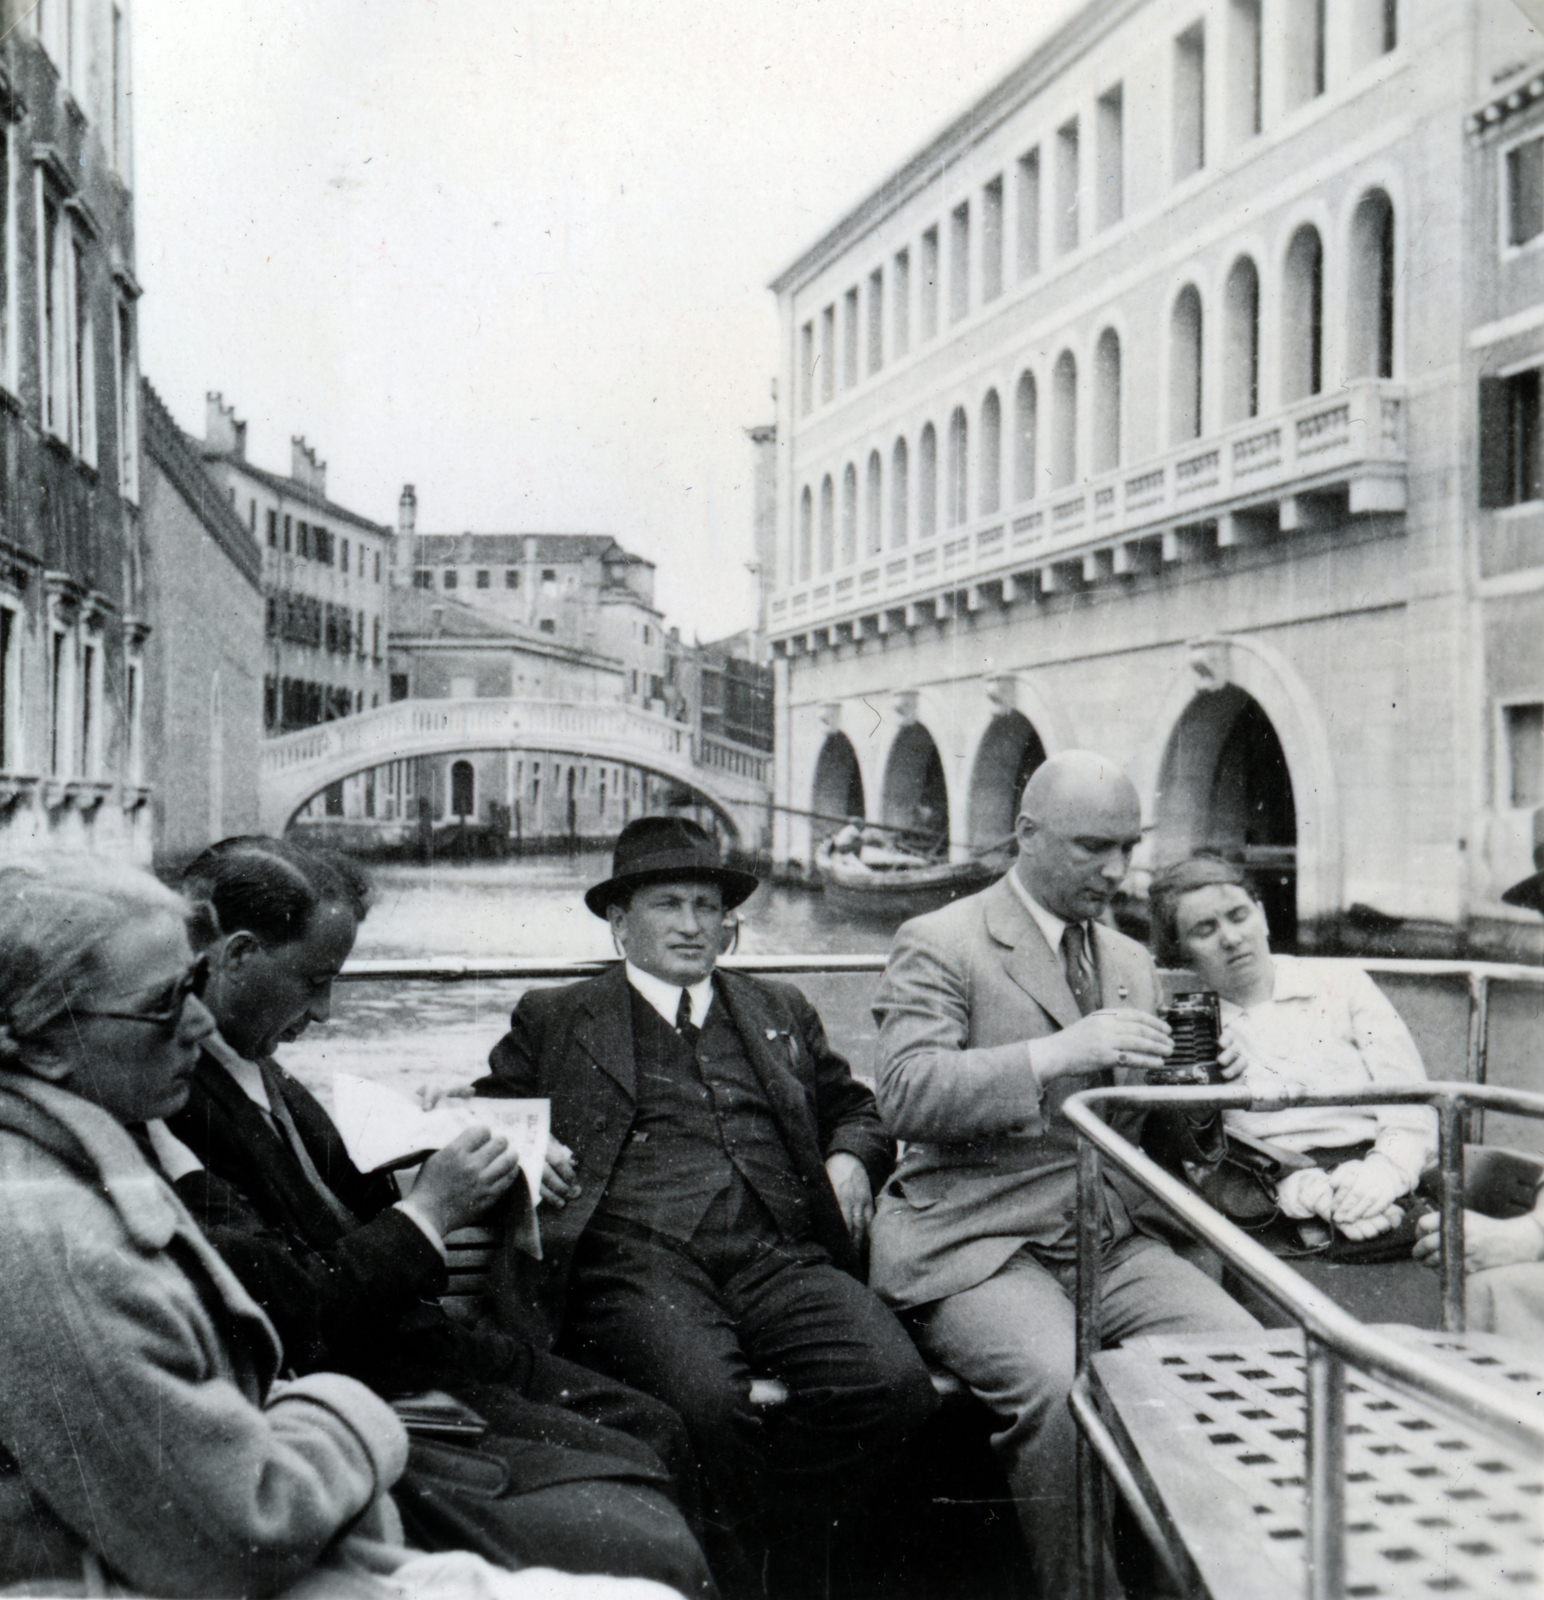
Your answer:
[335,954,1544,1092]
[1063,1080,1544,1600]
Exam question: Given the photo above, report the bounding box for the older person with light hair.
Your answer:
[0,856,671,1600]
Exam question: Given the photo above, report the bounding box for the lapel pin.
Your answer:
[765,1028,779,1040]
[1116,983,1129,1003]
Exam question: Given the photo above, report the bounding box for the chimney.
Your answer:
[204,392,247,460]
[392,484,418,583]
[290,436,327,500]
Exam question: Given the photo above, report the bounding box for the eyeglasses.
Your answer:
[72,955,211,1033]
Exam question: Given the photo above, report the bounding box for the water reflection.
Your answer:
[284,859,890,1106]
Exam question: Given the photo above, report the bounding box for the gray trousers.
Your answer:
[913,1232,1260,1598]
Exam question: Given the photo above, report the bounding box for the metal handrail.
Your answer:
[1064,1080,1544,1600]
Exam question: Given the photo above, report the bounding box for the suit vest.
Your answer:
[596,985,812,1245]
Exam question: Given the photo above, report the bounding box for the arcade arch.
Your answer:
[967,712,1047,852]
[1156,685,1299,944]
[882,722,950,849]
[811,732,865,830]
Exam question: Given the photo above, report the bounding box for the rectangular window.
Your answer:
[0,608,13,769]
[1480,370,1543,507]
[981,177,1003,302]
[1056,118,1080,254]
[1097,85,1124,226]
[540,618,556,634]
[1507,704,1544,808]
[73,233,93,466]
[1508,137,1544,248]
[867,268,884,374]
[265,511,277,547]
[505,568,520,588]
[949,202,970,322]
[283,514,292,552]
[892,249,910,356]
[126,657,141,781]
[79,641,95,779]
[248,500,257,532]
[390,673,409,702]
[374,551,381,582]
[41,194,63,438]
[842,285,859,387]
[373,617,381,661]
[414,568,433,588]
[1228,0,1263,144]
[799,321,814,414]
[1174,28,1205,179]
[297,521,310,559]
[49,630,66,777]
[1285,0,1326,107]
[476,568,490,588]
[1017,148,1041,277]
[340,537,349,573]
[820,305,835,402]
[443,568,458,589]
[921,226,939,340]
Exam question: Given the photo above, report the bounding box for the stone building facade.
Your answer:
[198,397,392,734]
[765,0,1544,955]
[137,381,261,867]
[0,0,149,859]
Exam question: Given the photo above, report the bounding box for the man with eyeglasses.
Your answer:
[476,816,937,1597]
[870,750,1259,1597]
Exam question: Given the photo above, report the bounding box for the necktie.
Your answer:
[258,1060,361,1233]
[1060,923,1100,1018]
[675,988,700,1044]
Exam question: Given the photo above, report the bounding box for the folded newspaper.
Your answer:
[331,1074,550,1259]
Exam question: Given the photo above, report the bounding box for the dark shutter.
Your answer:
[1479,375,1513,508]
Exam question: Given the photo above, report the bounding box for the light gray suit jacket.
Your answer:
[868,874,1163,1310]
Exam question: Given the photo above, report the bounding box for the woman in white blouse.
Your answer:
[1150,854,1437,1244]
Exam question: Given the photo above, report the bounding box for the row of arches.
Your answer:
[812,687,1300,941]
[792,187,1396,585]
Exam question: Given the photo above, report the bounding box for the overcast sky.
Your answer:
[132,1,1080,639]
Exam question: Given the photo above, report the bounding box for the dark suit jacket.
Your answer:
[168,1051,523,1395]
[474,964,894,1348]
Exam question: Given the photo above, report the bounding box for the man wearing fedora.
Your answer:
[475,816,937,1593]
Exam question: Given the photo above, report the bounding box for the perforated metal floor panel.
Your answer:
[1091,1327,1544,1598]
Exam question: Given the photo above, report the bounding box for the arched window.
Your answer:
[1347,189,1394,380]
[1092,330,1121,473]
[840,462,858,563]
[1170,286,1203,443]
[451,759,475,818]
[865,450,883,555]
[818,474,835,572]
[891,437,909,547]
[1014,371,1038,501]
[919,423,938,539]
[1221,256,1260,424]
[979,389,1002,514]
[1051,351,1077,489]
[946,407,969,527]
[1282,225,1323,401]
[797,486,813,582]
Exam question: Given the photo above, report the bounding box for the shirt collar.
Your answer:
[625,962,716,1030]
[1218,955,1300,1018]
[1007,869,1082,956]
[202,1027,273,1114]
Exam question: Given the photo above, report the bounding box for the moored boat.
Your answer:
[814,836,1004,921]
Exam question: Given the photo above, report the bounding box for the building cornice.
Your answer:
[1470,61,1544,137]
[769,0,1139,295]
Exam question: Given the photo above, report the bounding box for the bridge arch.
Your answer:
[967,712,1047,852]
[811,732,865,833]
[881,721,950,850]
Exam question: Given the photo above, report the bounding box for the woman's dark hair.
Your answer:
[181,837,370,948]
[1148,852,1255,966]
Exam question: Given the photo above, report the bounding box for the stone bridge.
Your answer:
[258,697,774,841]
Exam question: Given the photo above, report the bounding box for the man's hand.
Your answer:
[1327,1154,1406,1225]
[407,1125,522,1235]
[1414,1206,1544,1273]
[1031,1009,1173,1082]
[541,1137,581,1209]
[826,1152,873,1250]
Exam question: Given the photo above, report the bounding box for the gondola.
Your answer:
[814,836,1004,921]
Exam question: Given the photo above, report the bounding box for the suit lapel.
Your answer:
[574,965,638,1101]
[984,877,1082,1031]
[716,972,821,1166]
[1090,924,1142,1009]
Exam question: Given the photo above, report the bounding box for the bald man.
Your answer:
[870,751,1258,1595]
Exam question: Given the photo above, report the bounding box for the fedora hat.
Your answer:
[584,816,760,917]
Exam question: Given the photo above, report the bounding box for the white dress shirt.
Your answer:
[1005,871,1097,1086]
[626,961,715,1030]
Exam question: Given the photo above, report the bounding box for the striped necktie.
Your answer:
[1060,923,1100,1018]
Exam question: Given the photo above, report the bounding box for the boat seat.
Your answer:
[440,1225,970,1406]
[1079,1326,1544,1599]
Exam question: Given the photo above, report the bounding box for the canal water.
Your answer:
[282,858,891,1106]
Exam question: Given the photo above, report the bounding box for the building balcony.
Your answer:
[769,380,1406,654]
